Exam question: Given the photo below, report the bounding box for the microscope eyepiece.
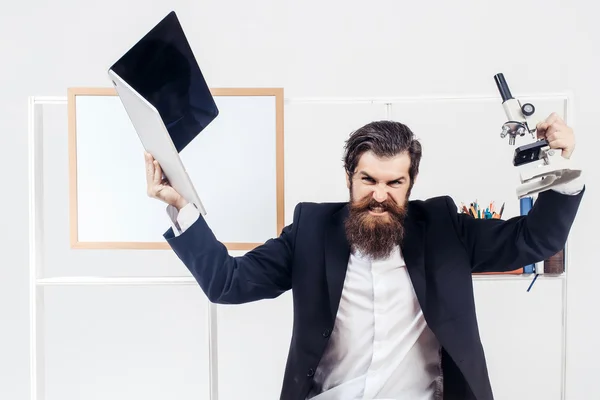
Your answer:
[494,73,513,102]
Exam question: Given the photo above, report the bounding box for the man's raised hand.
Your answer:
[144,152,188,210]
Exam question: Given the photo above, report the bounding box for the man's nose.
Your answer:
[372,187,388,202]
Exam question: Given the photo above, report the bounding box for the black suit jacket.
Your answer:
[164,188,584,400]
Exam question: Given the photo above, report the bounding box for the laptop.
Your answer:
[107,11,219,215]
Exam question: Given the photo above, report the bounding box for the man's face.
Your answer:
[344,150,413,259]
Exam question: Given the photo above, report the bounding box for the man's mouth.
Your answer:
[368,206,387,215]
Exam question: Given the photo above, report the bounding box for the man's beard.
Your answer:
[344,190,408,260]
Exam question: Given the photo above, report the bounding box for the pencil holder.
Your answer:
[459,200,503,219]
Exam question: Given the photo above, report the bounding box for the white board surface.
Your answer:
[71,89,282,249]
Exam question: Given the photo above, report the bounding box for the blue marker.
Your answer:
[520,197,535,274]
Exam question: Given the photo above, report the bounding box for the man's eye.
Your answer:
[362,177,375,183]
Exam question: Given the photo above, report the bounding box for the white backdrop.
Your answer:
[2,1,598,400]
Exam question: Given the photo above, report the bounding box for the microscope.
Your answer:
[493,73,582,198]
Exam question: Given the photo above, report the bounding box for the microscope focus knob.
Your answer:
[521,103,535,116]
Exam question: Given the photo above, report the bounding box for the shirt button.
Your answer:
[322,329,331,338]
[307,368,315,377]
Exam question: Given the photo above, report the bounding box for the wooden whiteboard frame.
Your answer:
[67,87,285,251]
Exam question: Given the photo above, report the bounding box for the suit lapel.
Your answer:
[401,203,428,313]
[324,205,351,321]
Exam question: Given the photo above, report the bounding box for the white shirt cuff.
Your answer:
[550,173,585,195]
[166,203,200,237]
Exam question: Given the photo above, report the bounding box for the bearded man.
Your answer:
[145,115,584,400]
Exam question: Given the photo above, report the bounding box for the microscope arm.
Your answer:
[494,73,541,144]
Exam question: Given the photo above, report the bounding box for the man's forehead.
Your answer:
[356,151,411,176]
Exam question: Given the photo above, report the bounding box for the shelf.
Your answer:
[472,274,564,281]
[36,276,198,286]
[34,274,563,287]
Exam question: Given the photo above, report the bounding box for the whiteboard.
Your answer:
[68,88,284,251]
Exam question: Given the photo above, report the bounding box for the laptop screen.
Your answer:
[109,11,219,152]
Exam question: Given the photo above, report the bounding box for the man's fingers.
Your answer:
[145,152,178,203]
[538,113,562,132]
[546,131,558,142]
[536,121,549,139]
[145,153,154,181]
[548,138,568,150]
[534,113,575,158]
[145,152,158,198]
[153,160,162,185]
[537,121,550,129]
[537,114,565,139]
[545,112,560,125]
[545,124,560,139]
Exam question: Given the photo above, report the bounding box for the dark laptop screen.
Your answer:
[109,11,219,152]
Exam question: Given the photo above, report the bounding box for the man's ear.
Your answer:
[346,172,351,189]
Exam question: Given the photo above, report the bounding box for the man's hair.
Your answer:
[343,120,422,191]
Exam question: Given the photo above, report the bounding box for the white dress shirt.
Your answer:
[166,201,201,236]
[165,177,585,400]
[306,246,442,400]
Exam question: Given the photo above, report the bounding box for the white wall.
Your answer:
[2,0,599,399]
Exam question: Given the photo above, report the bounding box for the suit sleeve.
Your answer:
[163,203,302,304]
[446,187,585,273]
